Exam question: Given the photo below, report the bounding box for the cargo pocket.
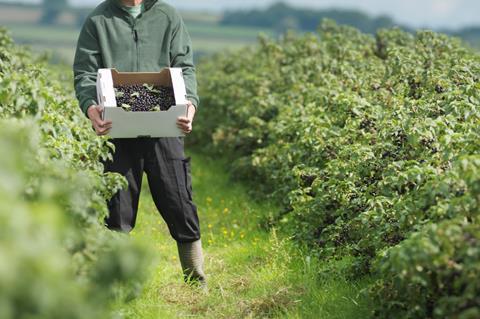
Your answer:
[182,157,193,201]
[162,137,185,160]
[165,154,193,204]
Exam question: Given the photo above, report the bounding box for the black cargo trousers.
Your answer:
[102,136,201,243]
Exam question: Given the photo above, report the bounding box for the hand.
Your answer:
[177,101,196,134]
[87,105,112,136]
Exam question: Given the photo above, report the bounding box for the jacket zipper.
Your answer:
[131,16,139,71]
[134,28,139,71]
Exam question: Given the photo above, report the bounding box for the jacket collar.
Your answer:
[111,0,158,12]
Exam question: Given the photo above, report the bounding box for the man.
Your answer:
[73,0,206,285]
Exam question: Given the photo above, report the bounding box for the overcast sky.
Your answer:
[13,0,480,30]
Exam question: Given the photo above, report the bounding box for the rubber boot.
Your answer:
[177,239,207,288]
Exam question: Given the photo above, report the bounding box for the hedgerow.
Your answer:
[195,20,480,317]
[0,29,149,318]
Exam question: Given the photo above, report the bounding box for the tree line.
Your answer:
[221,1,480,47]
[221,2,396,34]
[0,0,89,26]
[41,0,91,26]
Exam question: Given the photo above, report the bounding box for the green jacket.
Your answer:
[73,0,199,116]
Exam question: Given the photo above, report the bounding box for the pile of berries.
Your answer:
[114,83,175,112]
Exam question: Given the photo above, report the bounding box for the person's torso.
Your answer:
[91,0,175,72]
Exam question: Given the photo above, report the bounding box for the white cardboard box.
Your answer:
[96,68,188,138]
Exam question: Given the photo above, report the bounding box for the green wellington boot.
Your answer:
[177,239,207,288]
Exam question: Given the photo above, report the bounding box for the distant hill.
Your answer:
[221,1,480,48]
[453,26,480,48]
[221,2,401,34]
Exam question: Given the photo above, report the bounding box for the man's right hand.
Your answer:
[87,105,112,136]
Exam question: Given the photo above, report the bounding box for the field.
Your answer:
[0,27,374,318]
[1,4,480,319]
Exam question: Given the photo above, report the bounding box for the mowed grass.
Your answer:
[113,151,374,318]
[1,17,272,64]
[187,22,274,40]
[3,21,270,45]
[3,23,80,45]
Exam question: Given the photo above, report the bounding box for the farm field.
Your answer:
[0,26,373,316]
[113,151,373,318]
[0,4,272,64]
[1,4,480,319]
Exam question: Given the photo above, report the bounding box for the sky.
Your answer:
[10,0,480,30]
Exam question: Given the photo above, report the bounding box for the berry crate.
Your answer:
[96,68,188,138]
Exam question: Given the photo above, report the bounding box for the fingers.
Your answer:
[94,124,111,135]
[180,127,192,134]
[176,124,192,133]
[95,126,111,136]
[176,120,192,134]
[88,105,111,136]
[94,118,112,129]
[177,117,191,124]
[96,129,111,136]
[94,116,112,126]
[93,119,112,136]
[177,116,192,134]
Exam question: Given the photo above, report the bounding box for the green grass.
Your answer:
[2,20,271,65]
[187,22,274,40]
[4,23,80,45]
[181,11,221,24]
[112,151,374,318]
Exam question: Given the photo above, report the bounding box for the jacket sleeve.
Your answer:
[73,18,103,117]
[170,12,199,109]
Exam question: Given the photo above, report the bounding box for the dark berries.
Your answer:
[114,83,175,112]
[359,118,376,131]
[435,84,446,93]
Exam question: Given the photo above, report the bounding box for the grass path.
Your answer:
[114,151,373,318]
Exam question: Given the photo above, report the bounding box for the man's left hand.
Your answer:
[176,101,196,134]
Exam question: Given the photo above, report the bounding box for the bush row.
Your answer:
[195,21,480,317]
[0,29,149,318]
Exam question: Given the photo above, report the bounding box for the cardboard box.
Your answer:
[96,68,188,138]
